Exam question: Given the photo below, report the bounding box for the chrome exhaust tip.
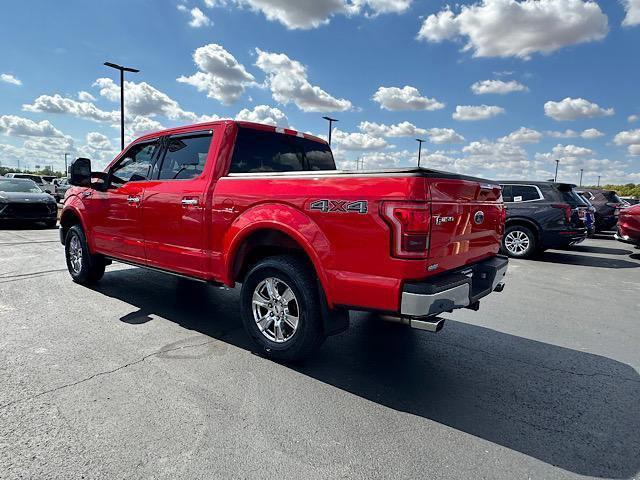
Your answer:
[379,314,445,333]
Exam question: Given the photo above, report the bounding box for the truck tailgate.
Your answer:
[428,178,504,272]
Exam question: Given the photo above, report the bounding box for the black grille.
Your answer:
[4,203,53,218]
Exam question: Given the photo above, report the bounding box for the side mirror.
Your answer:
[69,157,92,187]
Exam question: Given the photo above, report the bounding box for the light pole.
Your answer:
[64,153,69,177]
[416,139,426,167]
[322,116,338,146]
[597,175,601,187]
[554,159,560,182]
[579,168,583,187]
[104,61,140,151]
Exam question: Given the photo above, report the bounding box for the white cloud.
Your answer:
[580,128,604,139]
[461,140,530,173]
[372,86,444,111]
[453,105,505,121]
[332,128,387,150]
[85,132,112,151]
[614,128,640,155]
[544,97,614,121]
[417,0,608,59]
[125,116,165,141]
[235,104,289,127]
[94,77,198,121]
[358,121,427,137]
[0,115,65,138]
[471,79,528,95]
[550,143,594,158]
[255,49,352,112]
[78,91,96,102]
[1,73,22,86]
[498,127,542,144]
[23,94,118,122]
[178,43,255,105]
[628,114,639,123]
[425,128,465,144]
[227,0,411,30]
[180,6,213,27]
[622,0,640,26]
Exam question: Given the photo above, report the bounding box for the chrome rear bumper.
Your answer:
[400,255,508,318]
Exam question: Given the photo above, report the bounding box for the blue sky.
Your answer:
[1,0,639,184]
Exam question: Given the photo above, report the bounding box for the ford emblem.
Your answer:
[474,211,485,225]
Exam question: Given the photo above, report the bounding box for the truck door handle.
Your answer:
[181,198,199,206]
[127,196,141,204]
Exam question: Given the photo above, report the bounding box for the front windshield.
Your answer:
[0,179,43,193]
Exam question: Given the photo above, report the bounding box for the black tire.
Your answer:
[65,225,105,285]
[240,255,325,363]
[501,225,537,259]
[45,219,57,229]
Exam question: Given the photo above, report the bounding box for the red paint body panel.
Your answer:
[62,120,505,314]
[618,204,640,244]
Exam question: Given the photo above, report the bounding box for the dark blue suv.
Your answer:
[498,181,589,258]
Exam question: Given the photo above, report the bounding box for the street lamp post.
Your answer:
[416,139,426,167]
[64,153,69,177]
[597,175,601,187]
[579,168,583,187]
[322,116,338,146]
[554,159,560,182]
[104,61,140,151]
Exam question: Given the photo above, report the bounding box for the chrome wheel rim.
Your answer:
[504,230,530,255]
[69,235,83,274]
[252,277,300,343]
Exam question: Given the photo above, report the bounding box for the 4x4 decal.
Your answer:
[309,199,368,214]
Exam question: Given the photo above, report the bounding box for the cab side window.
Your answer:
[110,141,158,186]
[500,185,513,202]
[157,133,213,180]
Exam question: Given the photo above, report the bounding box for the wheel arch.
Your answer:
[223,204,333,306]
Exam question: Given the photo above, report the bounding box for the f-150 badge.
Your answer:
[309,199,368,214]
[434,215,455,225]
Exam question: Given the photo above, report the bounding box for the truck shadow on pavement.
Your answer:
[94,268,640,480]
[537,251,639,269]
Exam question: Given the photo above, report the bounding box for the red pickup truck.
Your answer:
[61,121,508,361]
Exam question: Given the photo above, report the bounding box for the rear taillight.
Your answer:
[552,204,572,224]
[381,202,430,258]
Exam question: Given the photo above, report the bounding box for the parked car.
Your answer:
[4,173,57,197]
[54,177,72,201]
[620,196,639,206]
[615,204,640,246]
[498,181,588,258]
[60,120,508,361]
[0,177,58,228]
[578,189,628,232]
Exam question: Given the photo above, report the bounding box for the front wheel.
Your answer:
[502,225,537,259]
[240,255,325,362]
[65,225,105,285]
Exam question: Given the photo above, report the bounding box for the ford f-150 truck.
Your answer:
[61,121,508,361]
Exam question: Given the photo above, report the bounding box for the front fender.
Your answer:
[60,193,93,251]
[222,203,334,305]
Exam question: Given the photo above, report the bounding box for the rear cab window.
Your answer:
[229,127,335,174]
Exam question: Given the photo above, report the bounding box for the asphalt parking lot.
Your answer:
[1,227,639,480]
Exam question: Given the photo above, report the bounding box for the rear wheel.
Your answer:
[65,225,105,285]
[502,225,537,259]
[240,255,325,362]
